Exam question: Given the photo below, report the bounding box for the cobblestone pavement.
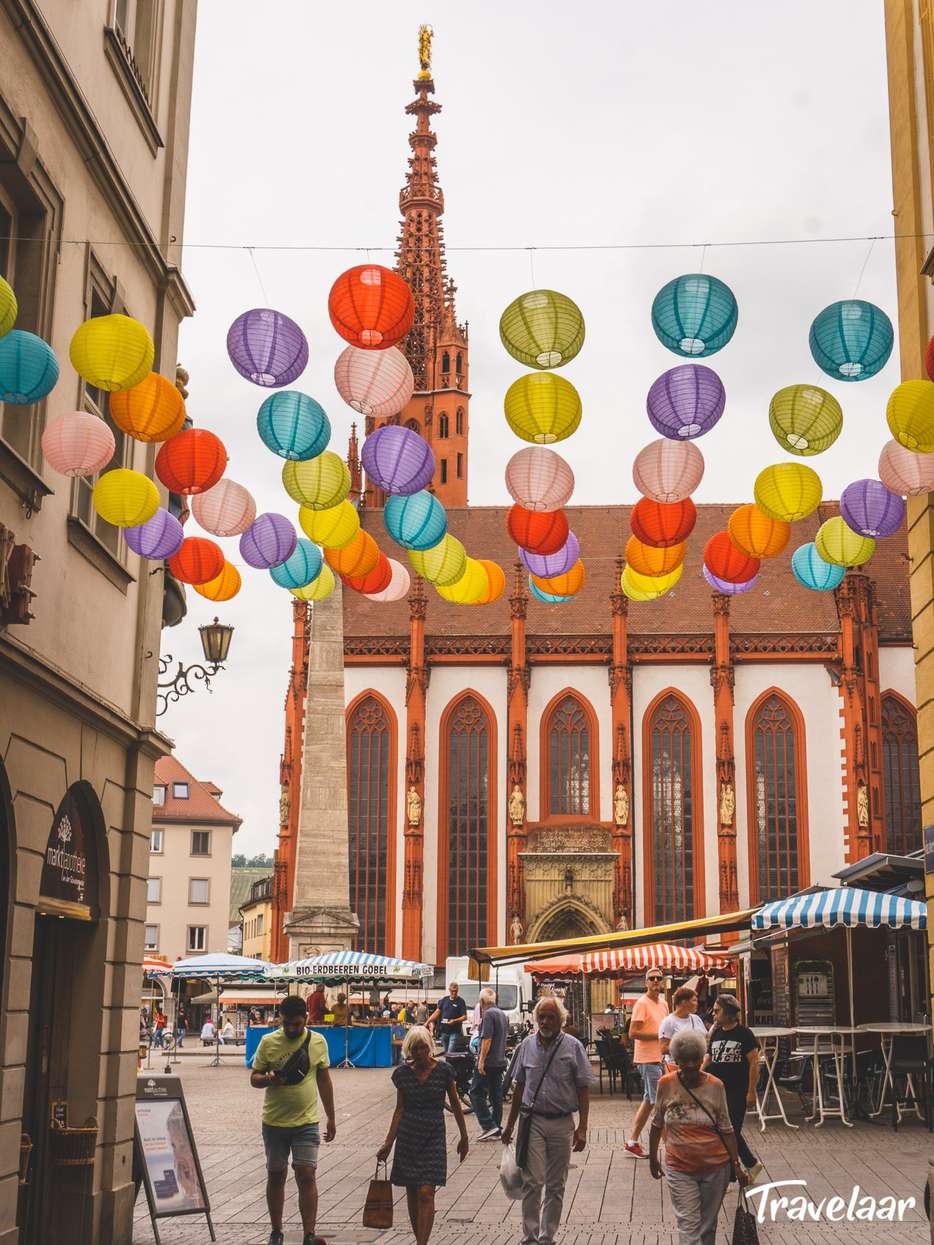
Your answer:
[132,1050,932,1244]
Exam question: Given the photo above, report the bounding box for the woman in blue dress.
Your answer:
[377,1025,469,1245]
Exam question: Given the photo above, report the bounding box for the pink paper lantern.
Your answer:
[41,410,115,477]
[334,345,415,418]
[505,446,575,512]
[878,438,934,497]
[191,479,257,537]
[364,557,411,602]
[632,438,705,503]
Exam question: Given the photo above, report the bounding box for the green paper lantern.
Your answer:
[499,289,585,369]
[768,384,843,456]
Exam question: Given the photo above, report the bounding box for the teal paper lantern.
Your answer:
[651,274,738,358]
[528,576,571,604]
[0,330,59,404]
[257,391,331,460]
[791,541,845,592]
[809,299,893,382]
[384,490,447,550]
[269,538,323,589]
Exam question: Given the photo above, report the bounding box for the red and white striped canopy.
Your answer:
[580,943,731,976]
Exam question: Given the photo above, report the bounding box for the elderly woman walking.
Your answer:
[649,1028,746,1245]
[377,1025,468,1245]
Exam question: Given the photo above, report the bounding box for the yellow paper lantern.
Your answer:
[621,572,662,601]
[625,535,686,577]
[815,516,876,567]
[92,467,160,527]
[531,559,586,596]
[70,314,154,393]
[622,562,684,597]
[504,372,582,444]
[282,452,350,510]
[0,275,17,338]
[290,563,336,601]
[436,557,489,603]
[298,499,360,549]
[727,504,790,558]
[194,562,242,602]
[409,534,467,586]
[886,379,934,453]
[753,463,822,523]
[475,560,505,604]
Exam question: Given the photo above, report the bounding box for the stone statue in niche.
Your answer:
[510,914,523,944]
[613,783,629,828]
[857,783,870,827]
[508,784,525,827]
[407,785,422,827]
[564,867,574,893]
[719,782,735,827]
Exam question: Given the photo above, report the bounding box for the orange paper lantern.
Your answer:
[727,503,790,559]
[475,560,505,604]
[625,535,686,577]
[343,553,393,594]
[328,265,415,350]
[194,562,241,602]
[324,529,379,579]
[531,559,585,596]
[110,372,186,443]
[155,428,227,495]
[703,531,760,584]
[168,537,225,585]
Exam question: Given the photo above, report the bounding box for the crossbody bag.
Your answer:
[676,1071,736,1183]
[515,1035,564,1170]
[277,1031,312,1086]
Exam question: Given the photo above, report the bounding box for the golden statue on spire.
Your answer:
[417,24,433,79]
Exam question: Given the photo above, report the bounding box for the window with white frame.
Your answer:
[188,878,210,905]
[144,925,159,950]
[173,783,189,799]
[186,925,207,952]
[147,877,162,904]
[150,828,163,853]
[152,786,166,807]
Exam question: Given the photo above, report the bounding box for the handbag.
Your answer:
[362,1159,393,1229]
[515,1035,564,1170]
[732,1188,760,1245]
[677,1072,736,1185]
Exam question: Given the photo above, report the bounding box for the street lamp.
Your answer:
[156,618,234,716]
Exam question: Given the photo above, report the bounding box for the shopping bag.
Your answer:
[732,1189,760,1245]
[499,1143,526,1200]
[362,1160,393,1229]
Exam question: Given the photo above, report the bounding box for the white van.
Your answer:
[444,957,533,1035]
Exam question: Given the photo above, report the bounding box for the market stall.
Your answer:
[171,953,276,1067]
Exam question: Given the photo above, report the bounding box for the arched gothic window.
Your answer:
[456,352,463,375]
[882,694,921,855]
[456,408,464,435]
[748,693,806,903]
[646,694,698,924]
[441,695,493,957]
[406,418,421,434]
[546,694,592,816]
[442,351,450,374]
[347,695,395,952]
[438,412,449,439]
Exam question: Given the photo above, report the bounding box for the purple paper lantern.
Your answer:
[703,564,759,595]
[839,477,905,539]
[361,423,435,495]
[239,512,297,569]
[519,531,581,578]
[227,309,309,388]
[124,508,184,559]
[647,364,726,440]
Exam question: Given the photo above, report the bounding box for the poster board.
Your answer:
[134,1076,215,1245]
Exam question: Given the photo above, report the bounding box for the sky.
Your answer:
[165,0,899,854]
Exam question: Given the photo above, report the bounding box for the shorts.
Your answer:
[262,1122,320,1172]
[639,1062,664,1103]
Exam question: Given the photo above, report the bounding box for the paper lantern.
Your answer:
[815,516,876,567]
[704,531,760,584]
[727,504,790,559]
[768,384,842,456]
[529,577,572,604]
[504,372,582,444]
[239,513,297,569]
[328,265,414,349]
[0,275,16,337]
[124,508,183,559]
[191,479,256,538]
[299,500,360,548]
[792,541,846,591]
[365,558,410,603]
[291,564,335,601]
[878,439,934,496]
[409,534,467,586]
[92,468,159,527]
[168,537,225,586]
[282,452,350,510]
[257,391,330,460]
[476,560,505,604]
[622,563,684,598]
[531,559,586,597]
[926,335,934,383]
[630,497,697,548]
[646,364,725,440]
[0,330,59,403]
[343,553,393,595]
[703,566,759,595]
[809,299,893,381]
[620,575,659,602]
[227,308,308,387]
[506,504,569,554]
[361,424,435,495]
[384,490,447,550]
[110,372,185,443]
[625,535,685,577]
[194,562,241,602]
[41,411,115,477]
[886,379,934,453]
[437,558,489,604]
[70,314,153,392]
[505,446,574,512]
[651,274,738,357]
[270,539,324,589]
[840,478,905,539]
[753,463,822,522]
[155,428,227,495]
[519,531,580,578]
[334,345,414,417]
[632,439,704,503]
[325,529,380,579]
[499,289,585,369]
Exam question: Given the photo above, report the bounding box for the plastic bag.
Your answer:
[499,1143,526,1200]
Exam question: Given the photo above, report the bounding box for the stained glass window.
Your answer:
[548,695,591,815]
[751,694,800,903]
[649,695,694,923]
[348,696,392,952]
[882,694,921,855]
[446,696,490,955]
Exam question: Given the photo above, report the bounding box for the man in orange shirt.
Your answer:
[624,970,669,1158]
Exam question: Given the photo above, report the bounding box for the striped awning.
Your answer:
[171,953,276,979]
[142,957,172,975]
[266,951,433,982]
[752,887,927,932]
[581,943,732,976]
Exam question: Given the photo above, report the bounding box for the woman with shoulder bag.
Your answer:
[649,1028,747,1245]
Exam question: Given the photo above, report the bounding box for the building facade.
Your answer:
[240,875,273,962]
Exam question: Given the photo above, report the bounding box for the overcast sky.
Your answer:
[166,1,898,854]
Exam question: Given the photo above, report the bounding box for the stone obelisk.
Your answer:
[285,582,359,958]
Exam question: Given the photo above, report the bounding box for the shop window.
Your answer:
[748,693,806,903]
[188,878,210,905]
[191,829,210,855]
[173,782,189,798]
[882,693,922,855]
[147,877,161,904]
[144,925,159,951]
[150,828,163,853]
[545,694,593,816]
[441,695,492,957]
[187,925,207,952]
[440,459,448,484]
[438,413,449,438]
[347,695,395,953]
[152,785,166,807]
[456,408,464,435]
[646,693,697,924]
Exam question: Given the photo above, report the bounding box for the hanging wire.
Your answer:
[527,247,536,287]
[698,243,709,275]
[852,237,877,299]
[247,246,271,305]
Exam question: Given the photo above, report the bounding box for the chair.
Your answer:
[890,1034,933,1131]
[775,1057,814,1116]
[596,1035,632,1097]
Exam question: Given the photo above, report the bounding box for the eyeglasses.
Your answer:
[646,976,663,983]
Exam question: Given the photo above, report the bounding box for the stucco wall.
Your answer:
[145,821,235,964]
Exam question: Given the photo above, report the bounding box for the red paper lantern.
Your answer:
[343,553,393,594]
[926,335,934,383]
[328,265,415,350]
[167,536,225,585]
[506,504,569,555]
[703,531,760,584]
[630,497,697,548]
[155,428,227,495]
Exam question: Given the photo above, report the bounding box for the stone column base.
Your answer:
[284,906,359,960]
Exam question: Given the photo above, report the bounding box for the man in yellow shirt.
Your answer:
[251,995,336,1245]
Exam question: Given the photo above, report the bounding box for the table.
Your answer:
[793,1027,860,1127]
[857,1022,931,1121]
[244,1025,394,1069]
[751,1026,798,1130]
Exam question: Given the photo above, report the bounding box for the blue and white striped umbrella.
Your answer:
[266,950,433,982]
[752,887,926,933]
[171,952,276,979]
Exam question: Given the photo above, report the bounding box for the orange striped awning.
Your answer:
[581,943,733,976]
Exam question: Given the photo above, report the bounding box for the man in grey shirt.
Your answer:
[469,987,508,1140]
[501,997,592,1245]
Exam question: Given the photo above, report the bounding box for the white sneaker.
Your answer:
[747,1161,764,1183]
[478,1127,501,1141]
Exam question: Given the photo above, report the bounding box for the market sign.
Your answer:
[38,786,99,920]
[135,1076,215,1240]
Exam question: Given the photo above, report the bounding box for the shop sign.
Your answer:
[38,787,98,920]
[135,1077,215,1239]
